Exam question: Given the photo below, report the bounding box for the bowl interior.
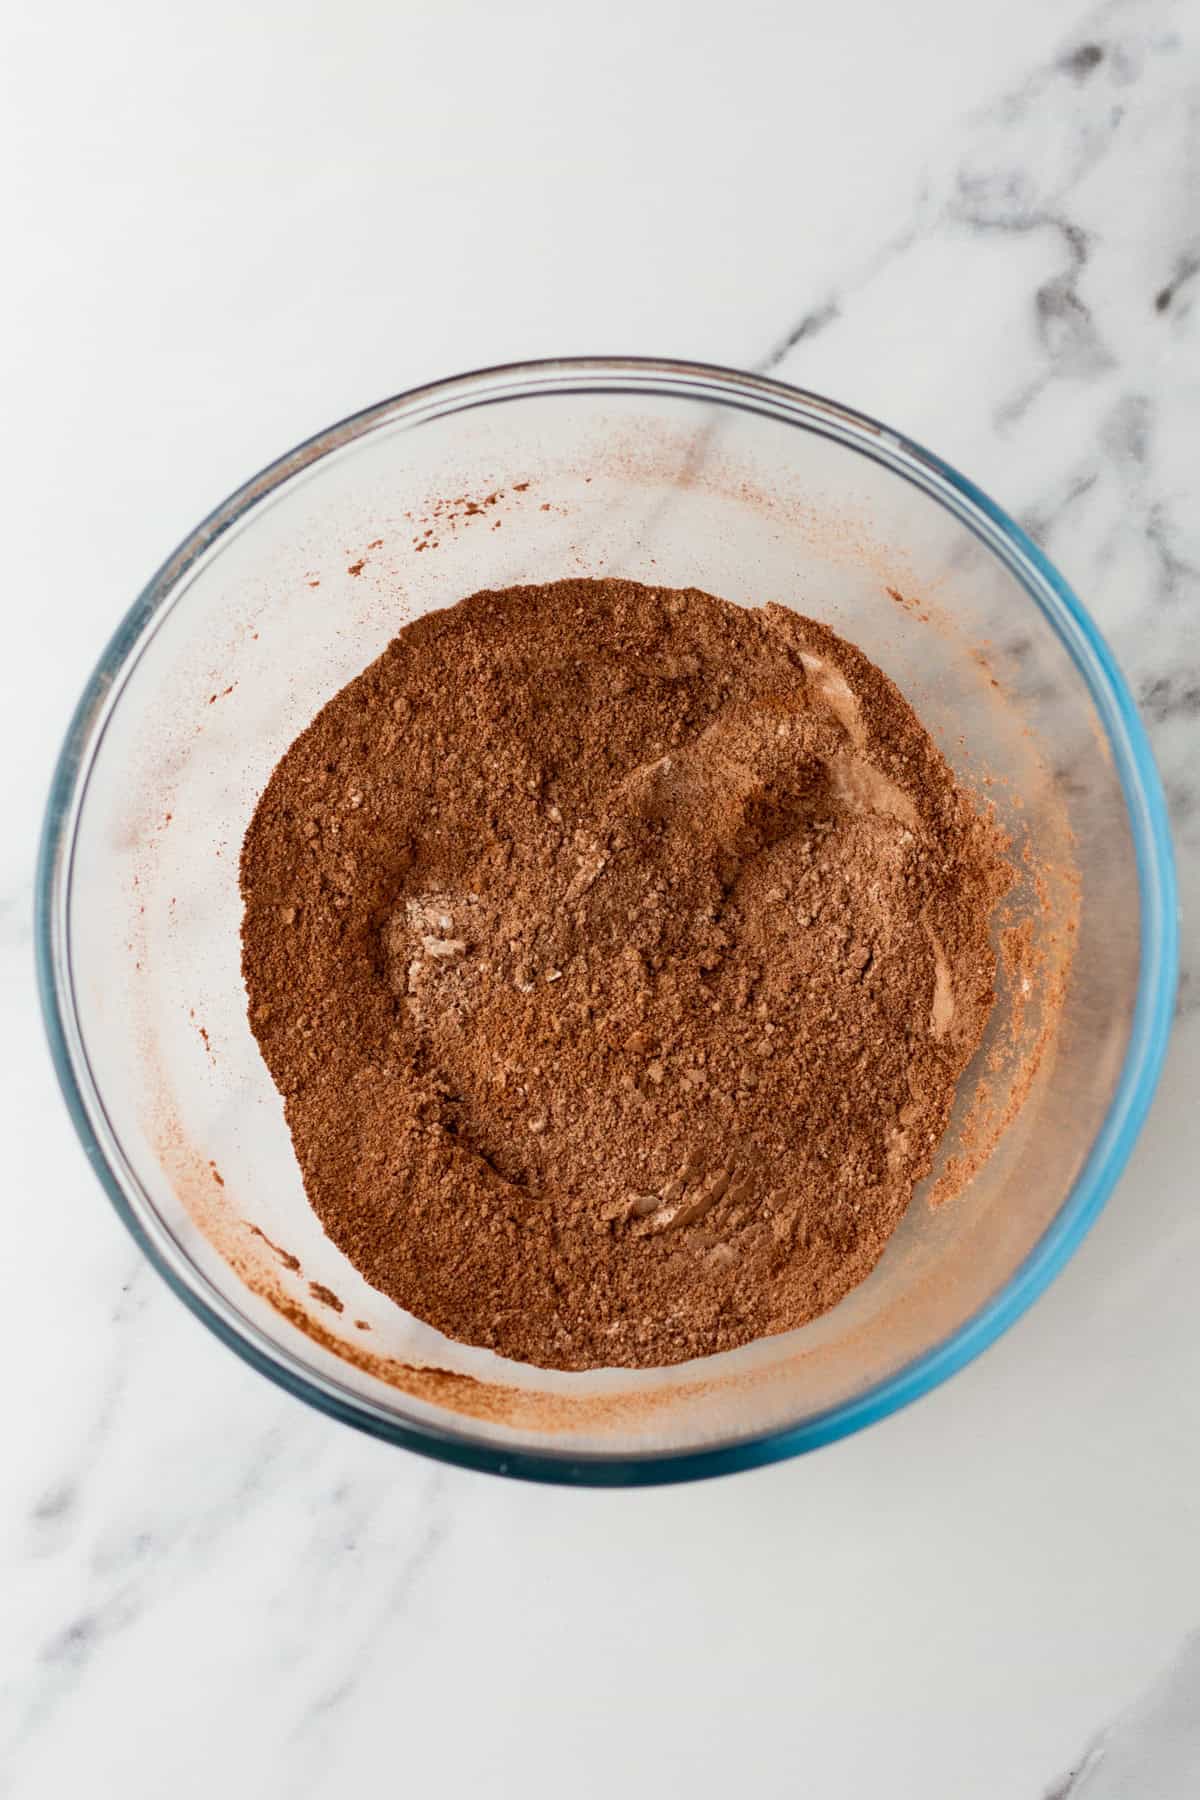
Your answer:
[50,368,1150,1474]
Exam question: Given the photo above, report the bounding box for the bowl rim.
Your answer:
[36,354,1179,1486]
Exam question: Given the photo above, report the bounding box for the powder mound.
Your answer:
[240,579,1013,1370]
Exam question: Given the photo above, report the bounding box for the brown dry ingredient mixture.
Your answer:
[241,579,1012,1370]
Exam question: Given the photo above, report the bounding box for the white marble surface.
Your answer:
[2,0,1198,1793]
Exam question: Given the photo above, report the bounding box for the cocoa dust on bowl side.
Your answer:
[240,578,1014,1372]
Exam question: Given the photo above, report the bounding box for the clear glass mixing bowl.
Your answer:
[37,358,1177,1484]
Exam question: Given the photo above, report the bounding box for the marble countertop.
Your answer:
[3,0,1197,1793]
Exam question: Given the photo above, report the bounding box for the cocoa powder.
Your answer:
[240,579,1012,1370]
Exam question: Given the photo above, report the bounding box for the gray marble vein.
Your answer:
[283,1474,450,1798]
[1048,1632,1200,1797]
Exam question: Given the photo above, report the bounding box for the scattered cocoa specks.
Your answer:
[394,485,540,555]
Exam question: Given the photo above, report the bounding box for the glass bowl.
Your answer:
[37,357,1177,1485]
